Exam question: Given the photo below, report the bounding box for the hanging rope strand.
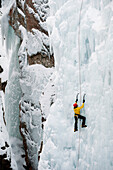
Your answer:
[78,0,83,104]
[77,0,83,170]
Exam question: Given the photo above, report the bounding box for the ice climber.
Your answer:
[73,95,87,132]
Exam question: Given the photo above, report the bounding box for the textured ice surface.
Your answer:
[5,28,22,139]
[19,64,54,169]
[39,0,113,170]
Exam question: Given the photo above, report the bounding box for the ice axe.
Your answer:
[75,93,79,103]
[83,94,86,103]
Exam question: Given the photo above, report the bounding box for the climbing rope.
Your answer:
[78,0,83,104]
[77,0,83,170]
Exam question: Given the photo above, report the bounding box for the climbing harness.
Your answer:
[77,0,84,169]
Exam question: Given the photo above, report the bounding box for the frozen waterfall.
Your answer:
[39,0,113,170]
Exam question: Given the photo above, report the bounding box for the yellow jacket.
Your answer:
[74,103,84,116]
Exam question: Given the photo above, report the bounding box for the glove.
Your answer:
[76,99,78,103]
[83,99,85,103]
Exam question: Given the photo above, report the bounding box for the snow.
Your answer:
[39,0,113,170]
[26,28,50,56]
[0,93,10,156]
[0,91,18,170]
[20,64,54,104]
[39,71,56,119]
[10,137,26,170]
[17,7,25,18]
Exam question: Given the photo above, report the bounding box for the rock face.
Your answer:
[28,52,54,68]
[0,66,3,73]
[0,94,13,170]
[8,0,54,68]
[0,142,12,170]
[0,78,7,93]
[0,154,12,170]
[2,0,55,169]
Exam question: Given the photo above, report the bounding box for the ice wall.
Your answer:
[39,0,113,170]
[4,26,22,139]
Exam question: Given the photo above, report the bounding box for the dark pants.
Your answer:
[74,115,86,131]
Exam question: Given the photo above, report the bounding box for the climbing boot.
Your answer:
[82,124,87,128]
[74,129,78,132]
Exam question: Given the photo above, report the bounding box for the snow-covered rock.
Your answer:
[0,0,54,169]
